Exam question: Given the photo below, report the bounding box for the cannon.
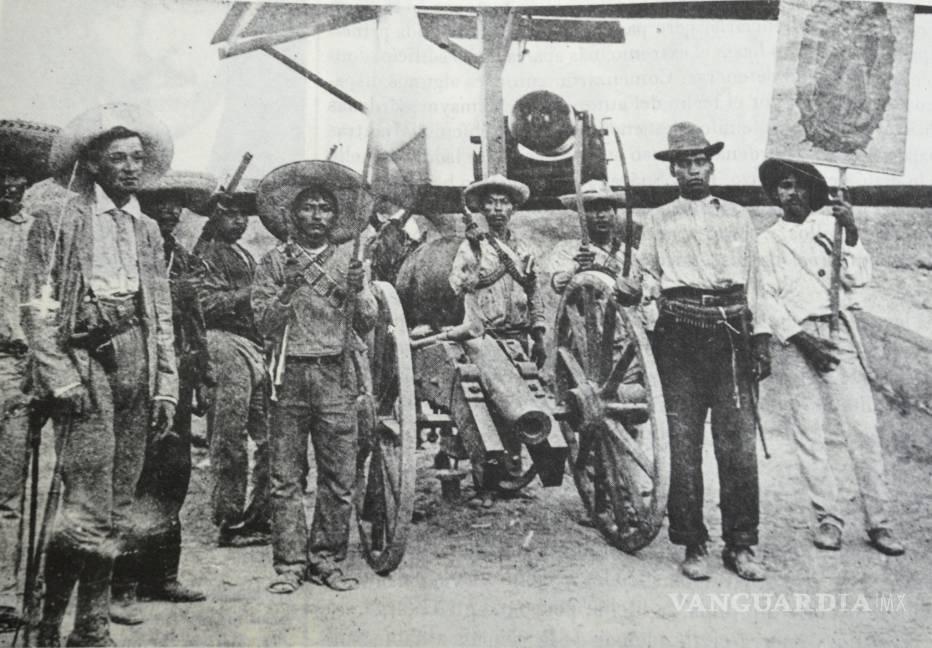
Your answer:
[353,231,669,575]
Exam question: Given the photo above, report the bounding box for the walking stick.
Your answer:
[828,167,847,338]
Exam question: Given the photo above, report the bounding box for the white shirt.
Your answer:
[758,211,872,343]
[91,184,140,296]
[636,195,767,332]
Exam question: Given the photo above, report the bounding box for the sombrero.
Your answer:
[758,158,829,212]
[463,174,530,209]
[653,122,724,162]
[138,170,219,215]
[558,179,625,210]
[49,103,173,182]
[0,119,60,182]
[257,160,372,243]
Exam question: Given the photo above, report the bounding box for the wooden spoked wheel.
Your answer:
[354,281,417,574]
[554,271,670,553]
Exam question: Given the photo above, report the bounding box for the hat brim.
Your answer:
[0,120,61,182]
[138,171,218,215]
[50,103,173,182]
[557,190,626,210]
[463,177,530,208]
[653,141,724,162]
[257,161,372,243]
[758,158,829,211]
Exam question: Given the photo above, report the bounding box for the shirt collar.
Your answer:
[677,194,720,209]
[94,184,142,219]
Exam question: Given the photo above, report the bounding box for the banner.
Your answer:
[765,0,914,175]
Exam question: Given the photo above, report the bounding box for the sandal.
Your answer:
[306,567,359,592]
[266,571,302,595]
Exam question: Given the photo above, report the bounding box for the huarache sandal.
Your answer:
[0,605,22,633]
[306,568,359,592]
[266,571,302,595]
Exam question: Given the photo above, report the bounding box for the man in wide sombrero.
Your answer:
[0,117,59,633]
[20,103,178,645]
[251,160,376,594]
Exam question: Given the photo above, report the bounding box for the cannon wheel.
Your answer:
[354,281,417,575]
[554,271,669,553]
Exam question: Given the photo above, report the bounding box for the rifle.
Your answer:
[738,312,771,460]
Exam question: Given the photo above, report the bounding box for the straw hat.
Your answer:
[138,170,219,215]
[558,179,625,210]
[758,158,829,212]
[0,119,61,182]
[463,174,530,209]
[49,103,173,181]
[653,122,724,162]
[256,160,372,243]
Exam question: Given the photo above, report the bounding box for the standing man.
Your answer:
[637,122,770,582]
[0,118,58,633]
[20,103,177,646]
[196,189,271,547]
[252,161,375,594]
[448,175,546,365]
[757,158,903,556]
[111,171,217,607]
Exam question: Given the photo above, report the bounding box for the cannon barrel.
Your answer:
[462,337,551,446]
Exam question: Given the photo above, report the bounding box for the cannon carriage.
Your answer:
[354,233,670,575]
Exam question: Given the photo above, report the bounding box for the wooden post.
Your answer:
[478,7,513,177]
[829,167,847,337]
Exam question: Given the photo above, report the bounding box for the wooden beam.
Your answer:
[261,46,367,114]
[417,10,625,43]
[420,20,481,68]
[478,7,511,178]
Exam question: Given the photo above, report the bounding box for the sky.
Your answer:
[0,0,930,189]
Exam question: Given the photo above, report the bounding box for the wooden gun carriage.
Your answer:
[354,236,670,575]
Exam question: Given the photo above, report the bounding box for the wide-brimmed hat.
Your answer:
[49,103,173,181]
[257,160,372,243]
[653,122,724,162]
[463,174,530,209]
[0,119,61,182]
[758,158,829,211]
[138,170,219,215]
[558,179,625,210]
[204,177,260,217]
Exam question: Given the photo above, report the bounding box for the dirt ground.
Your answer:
[8,207,930,648]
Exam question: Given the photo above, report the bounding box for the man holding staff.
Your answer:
[757,158,903,556]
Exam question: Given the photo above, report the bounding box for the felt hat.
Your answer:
[0,119,61,182]
[138,170,219,215]
[558,179,625,210]
[758,158,829,212]
[257,160,371,243]
[49,103,173,181]
[204,177,260,217]
[463,174,530,209]
[653,122,724,162]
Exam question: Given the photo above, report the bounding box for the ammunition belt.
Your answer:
[475,265,508,289]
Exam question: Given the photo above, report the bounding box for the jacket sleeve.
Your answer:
[757,231,801,343]
[448,240,478,296]
[197,245,252,326]
[743,211,771,336]
[352,285,379,335]
[251,251,293,341]
[19,210,84,397]
[146,223,178,403]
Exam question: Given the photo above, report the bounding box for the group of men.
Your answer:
[0,103,906,645]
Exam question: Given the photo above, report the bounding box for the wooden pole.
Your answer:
[829,167,847,337]
[572,118,589,249]
[612,128,634,278]
[478,7,511,177]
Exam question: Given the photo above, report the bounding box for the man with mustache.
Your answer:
[195,190,271,548]
[20,104,177,646]
[0,118,58,633]
[636,122,770,582]
[251,161,375,594]
[757,158,904,556]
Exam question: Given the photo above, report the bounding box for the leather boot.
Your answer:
[138,525,205,603]
[34,536,84,648]
[65,549,115,647]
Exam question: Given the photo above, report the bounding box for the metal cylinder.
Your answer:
[462,337,551,446]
